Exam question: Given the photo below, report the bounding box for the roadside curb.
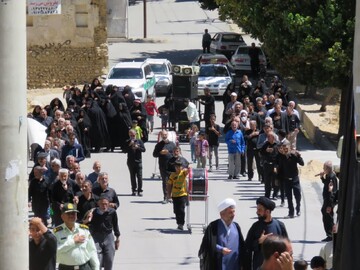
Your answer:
[297,104,337,151]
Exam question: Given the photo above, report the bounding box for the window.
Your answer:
[75,4,88,28]
[149,63,166,74]
[109,68,143,79]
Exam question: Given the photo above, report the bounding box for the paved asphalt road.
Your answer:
[30,0,341,269]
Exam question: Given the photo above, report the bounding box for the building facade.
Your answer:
[27,0,108,88]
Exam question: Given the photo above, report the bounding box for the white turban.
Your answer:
[218,198,236,213]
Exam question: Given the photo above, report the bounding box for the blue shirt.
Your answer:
[225,129,245,154]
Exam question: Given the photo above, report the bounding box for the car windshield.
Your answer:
[109,68,143,79]
[222,34,244,43]
[149,63,167,74]
[199,65,229,77]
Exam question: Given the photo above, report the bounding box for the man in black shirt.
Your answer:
[205,114,221,171]
[84,194,120,270]
[167,146,189,173]
[51,168,77,226]
[248,42,260,78]
[319,160,338,242]
[124,129,146,196]
[260,132,279,198]
[202,29,212,53]
[277,140,304,218]
[153,130,176,203]
[245,197,288,270]
[92,172,120,210]
[285,106,300,150]
[29,217,56,270]
[199,88,215,129]
[29,166,50,226]
[244,121,261,181]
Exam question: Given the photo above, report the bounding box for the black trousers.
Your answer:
[240,151,246,175]
[284,176,301,215]
[127,161,143,193]
[246,148,261,180]
[159,165,170,198]
[321,203,334,237]
[263,162,275,198]
[172,196,188,226]
[58,261,91,270]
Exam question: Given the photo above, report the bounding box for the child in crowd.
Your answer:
[187,124,199,163]
[195,131,209,169]
[166,159,188,230]
[159,107,169,131]
[206,114,221,171]
[132,120,143,140]
[144,95,159,133]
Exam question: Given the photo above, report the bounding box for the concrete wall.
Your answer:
[27,0,108,88]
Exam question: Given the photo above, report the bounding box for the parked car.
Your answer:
[209,32,246,59]
[192,53,230,66]
[230,45,267,73]
[102,61,156,102]
[192,53,235,75]
[145,58,172,96]
[197,64,233,97]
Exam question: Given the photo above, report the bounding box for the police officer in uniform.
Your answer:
[53,203,99,270]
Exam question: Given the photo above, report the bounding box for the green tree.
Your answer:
[203,0,355,136]
[198,0,218,10]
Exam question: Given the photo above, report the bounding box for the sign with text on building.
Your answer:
[28,0,61,15]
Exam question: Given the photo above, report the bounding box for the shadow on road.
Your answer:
[146,228,190,234]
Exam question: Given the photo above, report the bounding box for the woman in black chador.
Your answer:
[77,108,92,157]
[105,85,132,151]
[84,98,110,152]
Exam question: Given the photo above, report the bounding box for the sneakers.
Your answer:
[321,236,332,242]
[162,198,168,204]
[228,175,233,180]
[177,224,184,231]
[138,192,143,197]
[208,167,212,172]
[296,210,301,216]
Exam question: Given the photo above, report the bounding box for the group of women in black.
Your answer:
[32,78,148,156]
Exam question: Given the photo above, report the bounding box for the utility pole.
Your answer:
[0,0,28,269]
[143,0,147,38]
[354,0,360,158]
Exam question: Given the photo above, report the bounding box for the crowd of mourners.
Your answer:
[27,74,338,270]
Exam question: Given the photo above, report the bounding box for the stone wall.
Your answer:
[27,0,108,88]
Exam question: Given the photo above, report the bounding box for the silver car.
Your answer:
[145,58,172,96]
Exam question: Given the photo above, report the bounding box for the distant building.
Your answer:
[26,0,127,88]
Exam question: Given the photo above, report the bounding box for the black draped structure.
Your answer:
[334,76,360,269]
